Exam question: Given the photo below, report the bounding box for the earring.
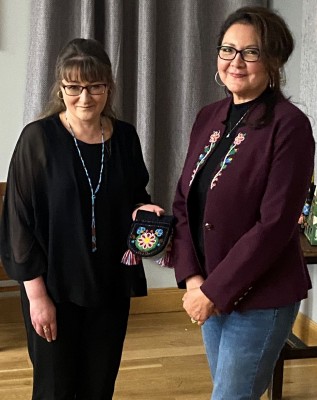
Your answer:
[57,90,63,99]
[279,67,286,86]
[215,71,225,87]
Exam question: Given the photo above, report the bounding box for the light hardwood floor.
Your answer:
[1,311,317,399]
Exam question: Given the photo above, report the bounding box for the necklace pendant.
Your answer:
[225,108,250,139]
[92,227,97,252]
[66,115,105,253]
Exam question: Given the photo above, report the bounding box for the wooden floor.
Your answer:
[1,311,317,399]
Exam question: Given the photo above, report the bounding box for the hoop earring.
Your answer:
[215,71,225,87]
[57,90,63,100]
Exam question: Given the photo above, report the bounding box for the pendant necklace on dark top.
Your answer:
[225,108,250,138]
[66,115,105,252]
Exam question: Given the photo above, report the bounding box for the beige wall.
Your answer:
[0,0,31,181]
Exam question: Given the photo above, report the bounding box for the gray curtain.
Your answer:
[24,0,266,211]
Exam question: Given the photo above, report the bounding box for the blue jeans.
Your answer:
[201,302,300,400]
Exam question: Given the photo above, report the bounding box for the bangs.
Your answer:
[60,57,109,83]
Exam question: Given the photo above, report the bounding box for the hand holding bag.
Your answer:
[121,210,174,267]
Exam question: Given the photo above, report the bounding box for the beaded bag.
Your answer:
[121,210,174,267]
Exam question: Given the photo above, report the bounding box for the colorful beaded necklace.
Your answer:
[66,116,105,252]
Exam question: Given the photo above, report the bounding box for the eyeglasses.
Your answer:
[217,46,260,62]
[62,84,107,96]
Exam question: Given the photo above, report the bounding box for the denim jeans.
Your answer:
[201,302,300,400]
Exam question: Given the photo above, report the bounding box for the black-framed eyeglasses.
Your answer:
[62,84,108,96]
[217,46,260,62]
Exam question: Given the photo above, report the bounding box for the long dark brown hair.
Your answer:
[218,6,294,127]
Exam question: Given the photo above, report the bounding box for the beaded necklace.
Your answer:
[66,116,105,252]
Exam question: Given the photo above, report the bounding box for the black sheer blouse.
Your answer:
[0,114,151,306]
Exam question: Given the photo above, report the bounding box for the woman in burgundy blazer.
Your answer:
[172,6,314,399]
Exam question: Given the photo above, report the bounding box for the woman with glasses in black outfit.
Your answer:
[171,7,314,399]
[0,38,163,399]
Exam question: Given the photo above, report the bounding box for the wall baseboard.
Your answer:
[1,288,317,345]
[0,293,22,323]
[130,287,185,314]
[0,287,186,324]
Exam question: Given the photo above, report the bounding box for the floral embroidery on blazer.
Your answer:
[210,132,246,189]
[189,130,220,186]
[189,130,247,189]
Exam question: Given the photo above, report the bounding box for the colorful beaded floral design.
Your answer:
[210,132,246,189]
[134,227,164,253]
[189,131,221,186]
[189,131,247,188]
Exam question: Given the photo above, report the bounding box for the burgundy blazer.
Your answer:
[172,95,315,313]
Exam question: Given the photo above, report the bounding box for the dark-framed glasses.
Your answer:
[62,84,107,96]
[217,46,260,62]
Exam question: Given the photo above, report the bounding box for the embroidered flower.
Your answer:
[209,131,221,143]
[189,130,221,186]
[155,228,164,237]
[211,174,221,188]
[137,226,146,235]
[210,132,247,189]
[136,231,158,251]
[234,133,245,145]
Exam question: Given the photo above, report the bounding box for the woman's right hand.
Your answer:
[24,277,57,342]
[132,204,165,220]
[29,295,57,342]
[184,274,220,325]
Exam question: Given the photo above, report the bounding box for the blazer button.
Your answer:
[205,222,214,231]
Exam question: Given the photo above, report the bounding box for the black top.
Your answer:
[0,114,151,306]
[188,99,257,265]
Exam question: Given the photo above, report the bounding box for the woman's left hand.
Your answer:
[182,288,220,326]
[132,204,165,220]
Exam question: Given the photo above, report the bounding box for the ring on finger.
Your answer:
[191,317,198,324]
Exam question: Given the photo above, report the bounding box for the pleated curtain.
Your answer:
[24,0,267,210]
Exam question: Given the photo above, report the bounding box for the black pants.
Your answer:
[21,288,130,400]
